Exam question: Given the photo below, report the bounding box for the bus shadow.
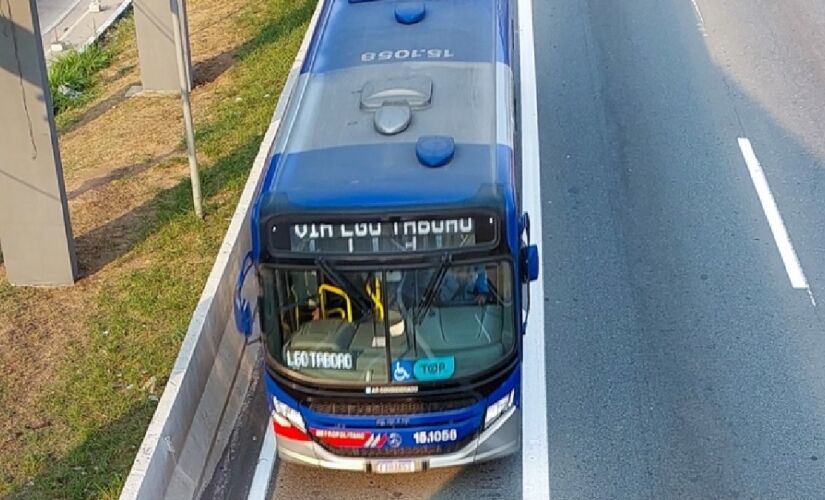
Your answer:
[269,454,521,500]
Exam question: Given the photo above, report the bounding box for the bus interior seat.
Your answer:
[286,318,356,351]
[349,320,410,371]
[411,307,507,373]
[419,306,504,348]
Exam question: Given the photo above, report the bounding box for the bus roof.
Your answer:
[256,0,515,218]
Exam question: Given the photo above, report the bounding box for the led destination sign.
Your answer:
[271,216,497,254]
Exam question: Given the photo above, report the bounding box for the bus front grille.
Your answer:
[307,397,478,416]
[320,435,476,458]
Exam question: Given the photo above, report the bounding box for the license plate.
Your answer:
[373,459,417,474]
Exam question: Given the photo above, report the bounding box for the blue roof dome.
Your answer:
[416,135,455,168]
[395,2,426,24]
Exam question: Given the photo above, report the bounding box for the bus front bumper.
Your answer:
[276,406,520,472]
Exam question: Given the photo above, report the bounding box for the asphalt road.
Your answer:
[536,0,825,498]
[36,0,77,33]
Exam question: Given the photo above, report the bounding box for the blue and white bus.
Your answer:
[234,0,539,473]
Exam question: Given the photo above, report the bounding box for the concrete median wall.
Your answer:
[120,2,324,498]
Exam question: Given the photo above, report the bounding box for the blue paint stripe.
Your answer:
[300,0,512,74]
[496,0,512,66]
[303,399,486,428]
[260,143,512,209]
[308,416,481,450]
[253,144,516,260]
[251,152,282,261]
[299,0,336,75]
[263,367,521,440]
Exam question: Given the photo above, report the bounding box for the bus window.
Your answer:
[260,261,515,384]
[264,268,389,382]
[394,263,514,381]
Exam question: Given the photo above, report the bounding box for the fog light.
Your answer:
[484,390,515,428]
[272,396,306,431]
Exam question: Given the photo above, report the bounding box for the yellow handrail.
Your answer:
[367,278,384,320]
[326,307,346,319]
[319,284,352,322]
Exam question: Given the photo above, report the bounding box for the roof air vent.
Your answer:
[416,136,455,168]
[362,76,432,135]
[395,2,426,24]
[374,103,412,135]
[361,76,432,110]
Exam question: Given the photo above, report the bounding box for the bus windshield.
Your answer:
[260,261,516,385]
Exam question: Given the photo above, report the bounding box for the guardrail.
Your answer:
[119,2,324,497]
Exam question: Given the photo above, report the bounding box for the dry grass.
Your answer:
[0,0,314,497]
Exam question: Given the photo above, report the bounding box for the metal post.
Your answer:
[170,0,203,218]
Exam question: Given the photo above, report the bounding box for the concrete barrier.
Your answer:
[43,0,133,59]
[120,2,324,498]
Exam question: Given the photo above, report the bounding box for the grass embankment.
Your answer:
[48,44,112,114]
[47,15,135,119]
[0,0,315,497]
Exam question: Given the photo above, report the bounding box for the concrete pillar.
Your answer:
[0,0,78,285]
[133,0,192,92]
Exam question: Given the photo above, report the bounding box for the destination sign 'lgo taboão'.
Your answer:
[272,216,497,254]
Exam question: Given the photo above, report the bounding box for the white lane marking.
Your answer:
[247,422,277,500]
[737,138,812,295]
[690,0,708,37]
[517,0,551,498]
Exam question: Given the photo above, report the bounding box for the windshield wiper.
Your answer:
[414,253,452,325]
[316,258,373,318]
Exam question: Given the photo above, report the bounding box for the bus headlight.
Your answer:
[272,396,306,431]
[484,390,515,428]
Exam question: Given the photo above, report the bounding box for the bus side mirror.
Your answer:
[522,244,539,283]
[234,252,254,337]
[519,212,530,240]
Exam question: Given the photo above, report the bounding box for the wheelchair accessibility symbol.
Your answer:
[392,360,414,382]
